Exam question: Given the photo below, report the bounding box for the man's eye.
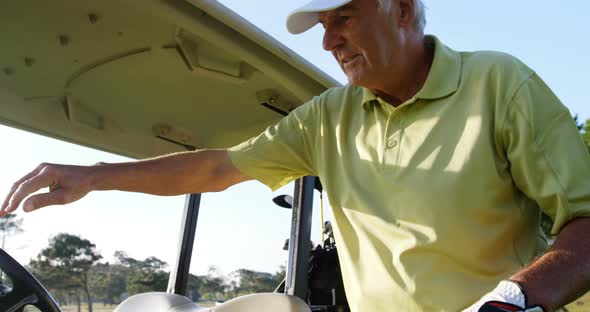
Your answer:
[339,15,350,22]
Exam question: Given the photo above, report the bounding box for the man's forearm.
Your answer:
[1,149,250,215]
[510,217,590,311]
[92,149,249,195]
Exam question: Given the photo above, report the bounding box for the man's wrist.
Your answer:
[89,162,110,191]
[481,280,547,312]
[463,280,548,312]
[507,279,549,312]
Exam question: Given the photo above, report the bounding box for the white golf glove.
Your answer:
[462,280,545,312]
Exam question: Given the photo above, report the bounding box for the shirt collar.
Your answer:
[362,35,462,110]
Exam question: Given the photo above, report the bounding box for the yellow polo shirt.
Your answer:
[227,36,590,311]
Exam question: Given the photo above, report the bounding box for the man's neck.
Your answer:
[371,36,434,107]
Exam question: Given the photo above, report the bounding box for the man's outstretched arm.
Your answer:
[0,149,251,215]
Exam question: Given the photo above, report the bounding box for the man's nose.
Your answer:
[322,26,344,52]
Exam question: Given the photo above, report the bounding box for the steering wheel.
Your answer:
[0,248,61,312]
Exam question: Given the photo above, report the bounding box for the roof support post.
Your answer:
[285,176,315,299]
[167,193,201,296]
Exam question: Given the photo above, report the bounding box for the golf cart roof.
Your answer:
[0,0,339,159]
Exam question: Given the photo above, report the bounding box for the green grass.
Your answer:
[60,304,117,312]
[57,302,216,311]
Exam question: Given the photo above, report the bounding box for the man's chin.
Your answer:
[345,76,368,87]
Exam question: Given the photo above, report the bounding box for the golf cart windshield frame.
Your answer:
[166,176,317,300]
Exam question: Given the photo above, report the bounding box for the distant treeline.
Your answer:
[12,233,284,312]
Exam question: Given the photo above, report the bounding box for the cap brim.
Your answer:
[286,0,353,34]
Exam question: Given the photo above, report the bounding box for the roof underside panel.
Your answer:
[0,0,333,158]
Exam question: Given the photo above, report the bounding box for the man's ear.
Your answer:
[397,0,416,28]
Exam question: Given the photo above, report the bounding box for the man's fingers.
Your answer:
[22,189,68,212]
[3,171,54,213]
[2,171,38,211]
[1,163,50,211]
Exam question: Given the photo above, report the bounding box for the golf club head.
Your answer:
[272,195,294,209]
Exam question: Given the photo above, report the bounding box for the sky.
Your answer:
[1,0,589,277]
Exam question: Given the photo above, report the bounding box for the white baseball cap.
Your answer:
[286,0,353,34]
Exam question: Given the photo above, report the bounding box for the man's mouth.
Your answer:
[341,54,360,65]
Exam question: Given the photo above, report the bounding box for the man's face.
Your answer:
[319,0,401,88]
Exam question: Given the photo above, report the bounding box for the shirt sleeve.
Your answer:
[226,98,320,191]
[502,73,590,234]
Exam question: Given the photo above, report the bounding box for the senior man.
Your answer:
[2,0,590,311]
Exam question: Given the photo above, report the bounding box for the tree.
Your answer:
[29,233,102,312]
[28,257,79,306]
[199,275,226,302]
[198,266,227,302]
[114,251,169,295]
[113,251,138,267]
[89,263,127,305]
[272,265,286,286]
[573,115,589,151]
[186,273,203,301]
[0,214,23,249]
[126,269,168,295]
[232,269,277,294]
[581,117,590,152]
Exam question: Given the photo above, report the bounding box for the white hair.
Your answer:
[377,0,427,33]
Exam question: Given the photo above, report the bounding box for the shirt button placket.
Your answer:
[387,115,401,150]
[383,112,402,167]
[387,138,398,148]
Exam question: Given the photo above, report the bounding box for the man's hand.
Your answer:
[0,163,96,216]
[463,280,545,312]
